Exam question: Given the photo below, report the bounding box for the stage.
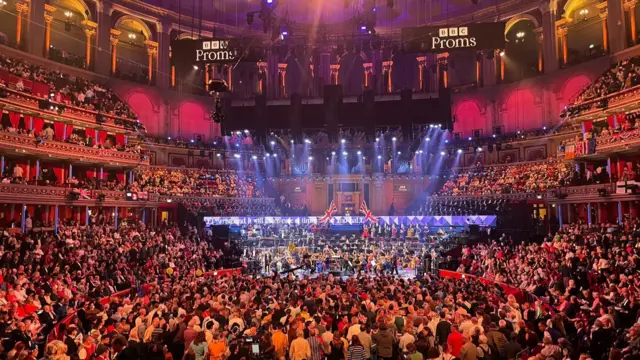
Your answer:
[203,215,497,227]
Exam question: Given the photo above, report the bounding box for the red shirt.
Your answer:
[447,331,464,357]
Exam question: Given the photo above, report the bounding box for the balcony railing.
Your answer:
[0,132,147,166]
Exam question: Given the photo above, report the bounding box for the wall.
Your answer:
[451,56,610,138]
[109,80,221,140]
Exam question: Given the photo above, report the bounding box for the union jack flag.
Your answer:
[360,200,379,223]
[79,189,91,200]
[318,200,337,224]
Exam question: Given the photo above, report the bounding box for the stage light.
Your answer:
[357,150,362,155]
[281,31,288,37]
[477,147,482,152]
[266,0,274,3]
[516,31,525,38]
[308,156,313,160]
[252,155,257,159]
[372,7,376,11]
[589,44,595,49]
[419,150,424,154]
[193,65,199,70]
[290,140,294,143]
[341,139,346,143]
[331,151,336,155]
[517,130,521,134]
[266,153,271,157]
[468,137,472,141]
[190,139,195,143]
[392,137,397,141]
[342,151,348,156]
[304,139,311,144]
[426,137,430,141]
[377,155,382,159]
[361,25,367,30]
[397,151,401,155]
[273,154,277,157]
[499,50,505,57]
[363,156,366,160]
[457,149,463,154]
[270,141,275,145]
[440,151,446,155]
[375,138,379,142]
[579,8,589,15]
[445,140,449,143]
[167,136,171,140]
[64,11,73,17]
[492,134,496,138]
[244,129,249,133]
[543,126,547,130]
[234,154,241,158]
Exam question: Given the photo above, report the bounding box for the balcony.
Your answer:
[0,132,147,166]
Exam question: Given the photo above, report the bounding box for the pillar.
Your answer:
[475,53,482,85]
[114,206,119,229]
[54,205,59,234]
[35,160,40,180]
[85,206,90,226]
[558,26,569,66]
[587,203,592,225]
[416,56,427,91]
[436,54,448,89]
[608,0,628,53]
[145,41,159,83]
[599,7,610,52]
[157,18,172,89]
[363,62,374,89]
[498,51,505,82]
[382,61,393,92]
[43,5,56,58]
[257,61,268,95]
[278,63,288,98]
[21,204,26,233]
[82,20,98,69]
[534,28,544,72]
[625,0,638,45]
[0,156,4,175]
[330,64,340,86]
[68,164,73,179]
[540,2,559,73]
[110,29,121,74]
[95,0,113,76]
[27,0,46,55]
[482,52,497,86]
[15,1,29,47]
[142,209,147,225]
[225,64,233,91]
[558,204,564,228]
[618,201,623,224]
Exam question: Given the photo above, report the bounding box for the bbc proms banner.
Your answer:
[203,215,497,227]
[401,22,506,53]
[171,39,239,65]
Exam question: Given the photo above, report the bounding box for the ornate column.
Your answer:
[225,64,233,91]
[44,4,56,58]
[416,56,427,91]
[95,0,113,76]
[156,18,172,89]
[436,54,448,88]
[330,64,340,85]
[363,62,373,89]
[15,1,29,47]
[597,2,609,52]
[382,61,393,92]
[608,0,627,52]
[204,64,210,90]
[109,29,120,74]
[540,2,559,73]
[534,28,544,72]
[82,20,98,68]
[278,63,287,98]
[557,25,569,66]
[257,61,268,95]
[625,0,638,45]
[475,53,482,85]
[144,40,158,83]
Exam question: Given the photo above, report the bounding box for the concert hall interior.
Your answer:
[0,0,640,359]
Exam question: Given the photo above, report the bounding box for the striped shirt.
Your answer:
[308,336,324,360]
[348,345,367,360]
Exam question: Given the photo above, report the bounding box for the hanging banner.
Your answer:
[402,22,506,53]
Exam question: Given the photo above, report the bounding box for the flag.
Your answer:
[318,200,337,224]
[360,200,379,223]
[79,189,91,199]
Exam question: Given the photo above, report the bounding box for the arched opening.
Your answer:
[564,0,606,64]
[48,0,91,67]
[453,100,484,138]
[504,18,539,82]
[0,0,18,47]
[502,89,541,132]
[114,15,152,83]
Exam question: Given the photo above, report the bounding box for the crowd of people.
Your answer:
[563,56,640,118]
[130,168,266,198]
[438,160,572,196]
[0,54,137,121]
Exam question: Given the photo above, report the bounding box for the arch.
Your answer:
[453,99,485,137]
[177,101,210,140]
[504,14,539,36]
[114,15,153,41]
[563,0,600,20]
[560,74,592,103]
[126,91,162,136]
[50,0,91,20]
[502,89,540,132]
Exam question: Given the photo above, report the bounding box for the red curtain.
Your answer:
[97,130,108,145]
[115,133,126,146]
[85,128,96,143]
[86,170,96,179]
[23,115,31,130]
[115,172,125,183]
[53,122,65,141]
[33,118,44,134]
[53,167,65,184]
[9,112,20,127]
[582,120,593,134]
[65,124,73,140]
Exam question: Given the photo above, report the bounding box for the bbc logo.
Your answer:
[438,27,468,37]
[202,40,228,50]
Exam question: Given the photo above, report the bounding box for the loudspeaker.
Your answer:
[290,92,302,139]
[439,88,453,131]
[324,85,343,140]
[363,90,375,137]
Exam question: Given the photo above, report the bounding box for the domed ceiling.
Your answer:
[145,0,491,35]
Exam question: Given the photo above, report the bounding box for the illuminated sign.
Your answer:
[171,39,239,65]
[401,23,506,53]
[394,185,410,192]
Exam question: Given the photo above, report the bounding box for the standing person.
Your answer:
[272,323,289,360]
[328,332,347,360]
[459,335,477,360]
[290,331,311,360]
[436,313,452,346]
[308,329,324,360]
[357,325,373,360]
[208,332,226,360]
[189,332,208,360]
[372,323,395,360]
[348,336,366,360]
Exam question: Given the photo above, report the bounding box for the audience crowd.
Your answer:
[0,54,137,121]
[438,160,572,196]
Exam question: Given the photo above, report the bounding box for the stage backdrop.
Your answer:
[203,215,497,227]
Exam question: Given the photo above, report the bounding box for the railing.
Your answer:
[46,268,242,344]
[439,269,531,303]
[566,84,640,120]
[546,183,616,198]
[431,192,545,201]
[0,132,147,166]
